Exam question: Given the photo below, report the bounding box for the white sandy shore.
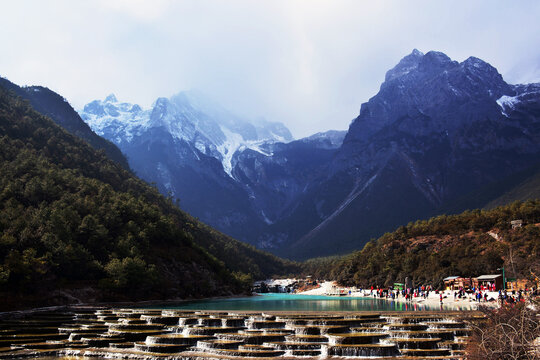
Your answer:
[298,281,338,295]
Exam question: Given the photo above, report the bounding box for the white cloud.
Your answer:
[97,0,172,22]
[1,0,539,138]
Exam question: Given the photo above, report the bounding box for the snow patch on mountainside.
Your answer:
[217,126,245,176]
[217,125,279,177]
[496,95,520,117]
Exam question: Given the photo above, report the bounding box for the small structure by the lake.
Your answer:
[443,276,471,290]
[473,274,503,290]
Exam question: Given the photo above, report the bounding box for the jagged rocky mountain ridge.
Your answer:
[82,91,293,177]
[80,50,540,259]
[283,49,540,258]
[80,91,302,243]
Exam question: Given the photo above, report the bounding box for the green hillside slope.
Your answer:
[0,87,296,310]
[0,77,130,170]
[303,201,540,289]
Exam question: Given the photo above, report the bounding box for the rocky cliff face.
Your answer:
[230,131,346,248]
[80,91,296,242]
[79,50,540,259]
[280,50,540,259]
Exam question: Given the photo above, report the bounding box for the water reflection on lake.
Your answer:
[157,293,475,311]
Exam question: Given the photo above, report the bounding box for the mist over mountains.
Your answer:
[79,50,540,260]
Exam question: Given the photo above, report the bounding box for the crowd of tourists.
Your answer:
[362,284,538,306]
[463,287,535,305]
[366,285,434,301]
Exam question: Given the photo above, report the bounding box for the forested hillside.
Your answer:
[0,87,297,310]
[0,77,129,169]
[303,201,540,289]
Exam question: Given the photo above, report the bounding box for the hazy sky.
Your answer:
[1,1,540,138]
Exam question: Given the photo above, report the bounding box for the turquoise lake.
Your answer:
[156,293,474,312]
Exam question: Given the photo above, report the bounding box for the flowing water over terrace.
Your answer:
[0,301,483,360]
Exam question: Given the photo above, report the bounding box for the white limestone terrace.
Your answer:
[79,91,293,178]
[0,306,478,359]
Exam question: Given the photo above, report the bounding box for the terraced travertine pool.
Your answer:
[0,303,483,359]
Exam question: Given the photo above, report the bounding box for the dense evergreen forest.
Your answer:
[0,87,297,310]
[303,201,540,289]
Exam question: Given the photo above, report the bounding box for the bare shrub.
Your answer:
[466,300,540,360]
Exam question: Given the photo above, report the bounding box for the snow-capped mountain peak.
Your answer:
[79,91,293,178]
[104,93,118,103]
[81,94,149,143]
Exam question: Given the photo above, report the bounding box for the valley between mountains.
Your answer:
[1,49,539,309]
[78,49,540,260]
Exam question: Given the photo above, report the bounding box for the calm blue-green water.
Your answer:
[156,293,473,311]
